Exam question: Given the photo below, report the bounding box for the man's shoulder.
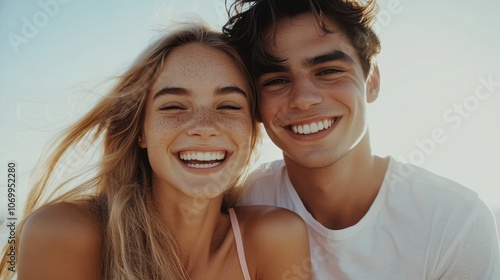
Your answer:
[245,159,287,187]
[384,157,489,222]
[238,160,291,206]
[386,159,500,279]
[387,157,479,202]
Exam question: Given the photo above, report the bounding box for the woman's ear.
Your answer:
[366,64,380,103]
[138,134,147,148]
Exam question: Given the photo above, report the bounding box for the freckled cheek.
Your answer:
[148,112,253,146]
[158,115,190,131]
[218,116,253,161]
[218,115,253,142]
[145,116,188,145]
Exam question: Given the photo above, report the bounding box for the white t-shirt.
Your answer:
[239,157,500,280]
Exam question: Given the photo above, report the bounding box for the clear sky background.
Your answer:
[1,0,499,224]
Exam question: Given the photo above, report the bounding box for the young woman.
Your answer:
[0,24,311,279]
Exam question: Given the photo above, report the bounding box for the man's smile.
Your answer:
[289,117,340,135]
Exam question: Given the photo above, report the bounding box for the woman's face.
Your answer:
[139,43,252,199]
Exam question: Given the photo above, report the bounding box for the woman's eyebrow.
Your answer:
[153,87,190,100]
[153,86,247,100]
[216,86,247,97]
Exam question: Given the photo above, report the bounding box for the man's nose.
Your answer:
[288,77,323,110]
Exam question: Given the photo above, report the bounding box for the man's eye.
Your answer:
[263,79,288,86]
[317,69,341,75]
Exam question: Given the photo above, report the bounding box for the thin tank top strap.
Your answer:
[228,208,252,280]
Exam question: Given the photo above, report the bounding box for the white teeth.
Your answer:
[179,151,226,161]
[291,118,335,135]
[323,120,329,129]
[187,162,221,169]
[303,124,311,134]
[317,121,324,130]
[310,122,319,133]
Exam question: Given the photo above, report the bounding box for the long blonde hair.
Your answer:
[0,23,261,279]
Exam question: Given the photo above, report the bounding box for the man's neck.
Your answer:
[284,137,389,230]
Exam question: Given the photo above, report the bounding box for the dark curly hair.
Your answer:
[223,0,381,79]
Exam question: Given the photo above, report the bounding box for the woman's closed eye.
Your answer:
[159,103,186,111]
[217,104,242,110]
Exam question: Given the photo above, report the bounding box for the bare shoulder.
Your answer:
[18,202,102,279]
[233,206,311,279]
[234,206,308,238]
[21,201,102,248]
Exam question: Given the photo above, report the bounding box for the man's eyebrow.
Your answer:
[303,50,355,68]
[258,50,354,76]
[260,62,290,74]
[152,86,246,100]
[153,87,190,100]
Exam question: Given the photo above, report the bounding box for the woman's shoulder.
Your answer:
[232,206,311,278]
[232,206,308,249]
[19,202,102,278]
[22,201,102,244]
[233,205,307,235]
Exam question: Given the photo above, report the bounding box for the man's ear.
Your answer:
[366,64,380,103]
[138,134,147,148]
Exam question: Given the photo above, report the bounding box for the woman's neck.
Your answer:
[153,184,230,269]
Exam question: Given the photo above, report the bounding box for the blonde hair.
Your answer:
[1,23,261,279]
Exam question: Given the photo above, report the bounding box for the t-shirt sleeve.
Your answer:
[237,160,286,207]
[434,198,500,279]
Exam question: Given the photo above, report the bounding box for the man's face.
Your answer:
[257,13,380,168]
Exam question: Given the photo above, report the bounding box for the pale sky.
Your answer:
[1,0,499,224]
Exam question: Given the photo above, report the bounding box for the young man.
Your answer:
[224,0,500,279]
